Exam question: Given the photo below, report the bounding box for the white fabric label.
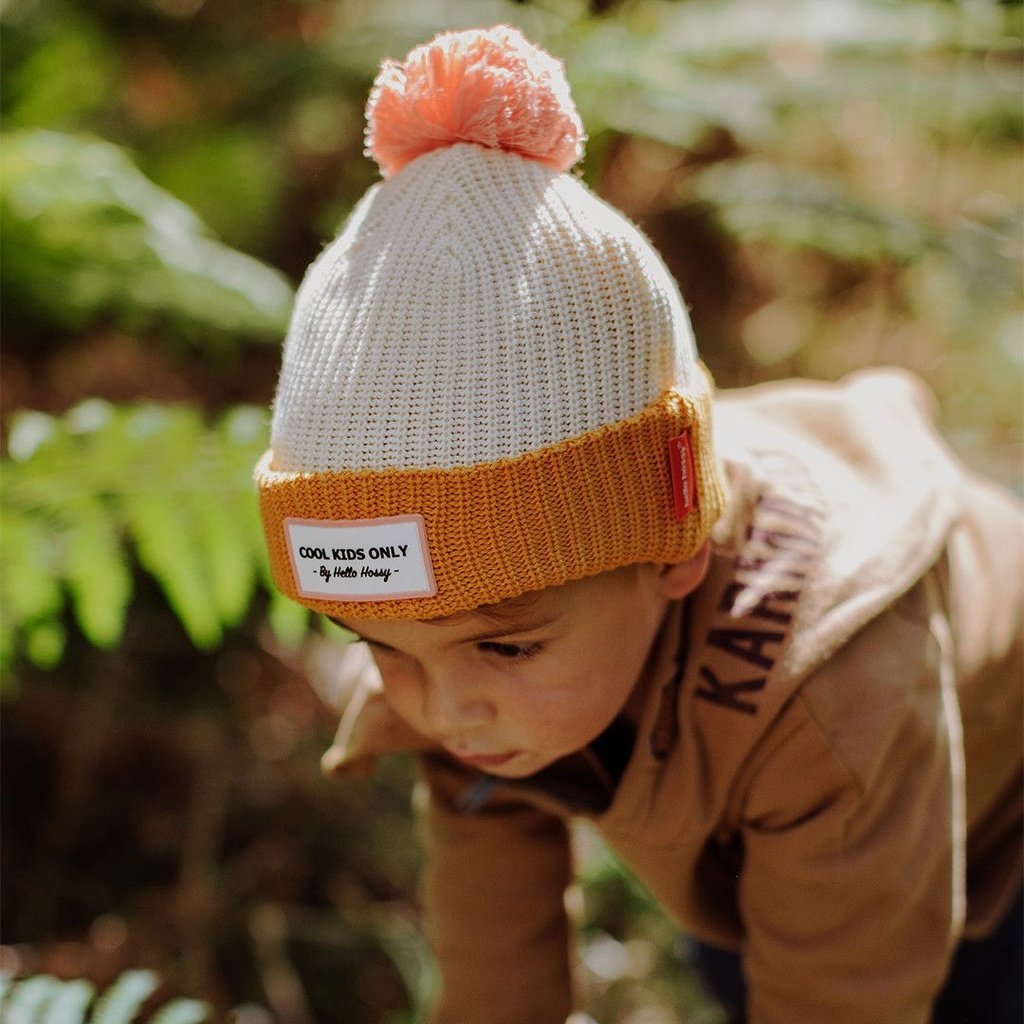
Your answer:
[284,515,436,601]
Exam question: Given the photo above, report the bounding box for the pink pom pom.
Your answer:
[365,25,585,177]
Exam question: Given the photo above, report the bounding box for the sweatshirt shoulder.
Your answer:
[711,369,964,683]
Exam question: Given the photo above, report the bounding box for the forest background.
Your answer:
[2,0,1022,1022]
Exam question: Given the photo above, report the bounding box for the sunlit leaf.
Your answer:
[147,999,211,1024]
[120,490,222,650]
[7,410,58,462]
[90,970,159,1024]
[25,619,66,670]
[563,3,1020,155]
[40,978,96,1024]
[1,131,294,345]
[0,510,65,633]
[62,498,133,649]
[1,972,210,1024]
[192,483,257,629]
[648,0,986,55]
[143,130,284,252]
[267,588,311,648]
[0,401,298,667]
[2,974,63,1024]
[690,160,937,262]
[4,16,120,129]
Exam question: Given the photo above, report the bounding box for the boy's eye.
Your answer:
[478,641,541,660]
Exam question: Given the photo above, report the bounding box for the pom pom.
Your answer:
[366,25,585,177]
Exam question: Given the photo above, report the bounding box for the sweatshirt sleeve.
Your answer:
[418,753,575,1024]
[736,573,965,1024]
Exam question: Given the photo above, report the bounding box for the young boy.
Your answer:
[255,26,1023,1024]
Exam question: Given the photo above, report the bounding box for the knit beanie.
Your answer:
[256,25,726,621]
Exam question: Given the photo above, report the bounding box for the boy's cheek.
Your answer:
[369,650,417,694]
[376,672,418,718]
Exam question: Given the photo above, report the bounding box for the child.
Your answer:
[255,26,1023,1024]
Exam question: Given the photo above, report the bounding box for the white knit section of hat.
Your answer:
[271,144,700,473]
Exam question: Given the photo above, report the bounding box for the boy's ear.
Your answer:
[658,542,711,599]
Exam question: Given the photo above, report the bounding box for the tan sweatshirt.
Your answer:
[322,369,1023,1024]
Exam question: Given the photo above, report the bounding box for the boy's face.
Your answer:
[338,564,677,779]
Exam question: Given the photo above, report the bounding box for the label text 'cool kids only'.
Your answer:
[296,545,409,561]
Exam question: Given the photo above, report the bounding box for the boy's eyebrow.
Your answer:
[331,613,557,649]
[445,614,557,644]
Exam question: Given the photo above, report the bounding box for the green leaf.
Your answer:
[568,23,776,150]
[40,979,96,1024]
[62,498,133,649]
[147,999,211,1024]
[6,410,59,462]
[690,160,937,262]
[0,510,65,635]
[4,16,120,129]
[143,130,284,253]
[643,0,983,56]
[113,405,221,649]
[0,624,17,684]
[565,3,1017,155]
[25,620,67,670]
[1,131,293,345]
[1,973,209,1024]
[371,916,437,1018]
[90,971,159,1024]
[120,486,222,650]
[267,589,311,649]
[3,974,62,1024]
[191,483,257,629]
[0,400,307,664]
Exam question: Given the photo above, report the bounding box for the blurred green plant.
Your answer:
[0,970,210,1024]
[569,6,1018,153]
[573,824,725,1021]
[1,131,294,348]
[0,400,307,678]
[1,1,1021,1021]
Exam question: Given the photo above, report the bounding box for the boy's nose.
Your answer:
[421,671,495,735]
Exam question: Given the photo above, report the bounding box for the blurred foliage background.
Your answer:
[1,0,1021,1021]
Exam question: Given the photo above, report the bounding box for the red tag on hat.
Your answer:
[668,431,696,520]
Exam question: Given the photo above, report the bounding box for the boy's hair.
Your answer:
[256,26,726,621]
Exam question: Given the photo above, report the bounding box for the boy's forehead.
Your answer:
[340,588,550,640]
[429,588,547,627]
[338,566,640,638]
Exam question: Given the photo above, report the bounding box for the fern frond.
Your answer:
[2,973,63,1024]
[147,999,211,1024]
[40,979,96,1024]
[1,400,303,669]
[0,973,212,1024]
[89,970,158,1024]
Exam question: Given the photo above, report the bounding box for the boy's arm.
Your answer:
[736,573,964,1024]
[418,752,575,1024]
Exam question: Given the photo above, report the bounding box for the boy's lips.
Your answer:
[448,749,520,768]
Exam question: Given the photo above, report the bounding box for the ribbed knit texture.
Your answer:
[270,145,700,473]
[258,383,723,620]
